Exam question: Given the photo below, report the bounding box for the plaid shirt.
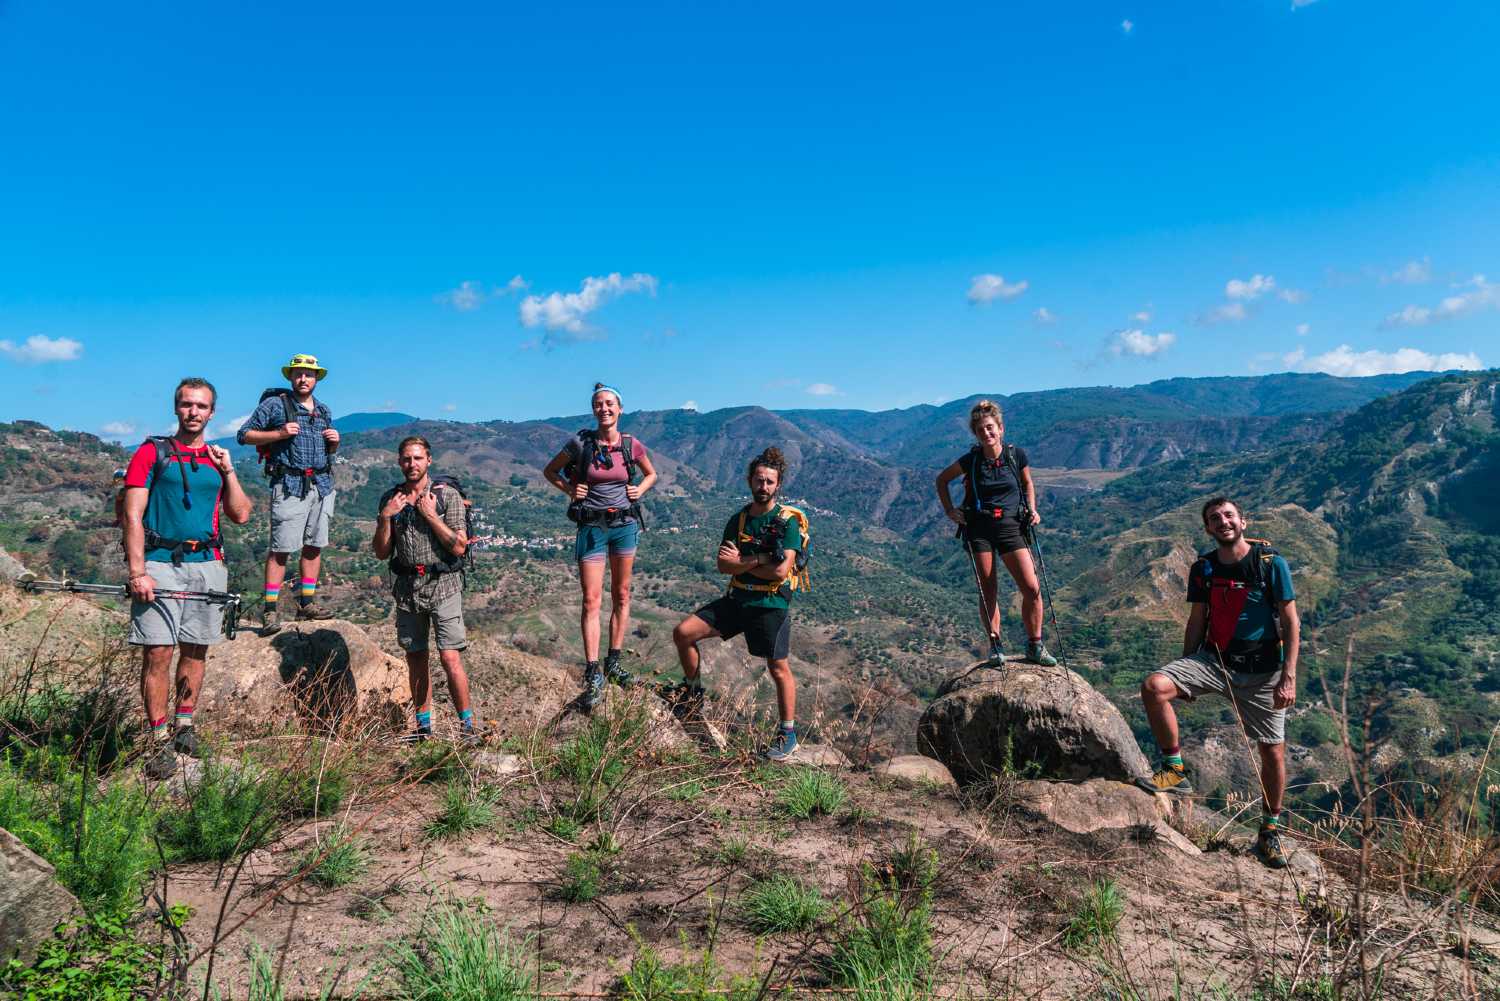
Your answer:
[237,394,335,498]
[388,482,466,612]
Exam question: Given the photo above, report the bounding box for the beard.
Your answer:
[753,488,776,504]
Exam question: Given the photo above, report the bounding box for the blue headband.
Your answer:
[592,385,623,407]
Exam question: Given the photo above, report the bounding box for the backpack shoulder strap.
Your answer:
[959,447,981,511]
[620,433,638,481]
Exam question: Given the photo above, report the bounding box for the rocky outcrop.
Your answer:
[1014,778,1199,856]
[916,663,1150,784]
[1,828,81,965]
[197,619,411,731]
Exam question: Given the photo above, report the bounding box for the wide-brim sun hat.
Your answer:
[282,353,328,380]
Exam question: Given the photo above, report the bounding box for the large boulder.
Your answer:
[0,828,81,966]
[916,662,1151,784]
[1013,779,1200,856]
[196,619,411,732]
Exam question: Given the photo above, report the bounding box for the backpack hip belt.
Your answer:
[389,559,458,578]
[571,505,638,528]
[144,529,223,567]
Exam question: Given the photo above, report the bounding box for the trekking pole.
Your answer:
[956,525,1000,655]
[1024,522,1068,667]
[16,574,243,639]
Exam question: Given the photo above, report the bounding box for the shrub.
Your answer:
[775,770,847,820]
[558,852,605,903]
[157,759,281,862]
[284,745,350,819]
[1,916,170,999]
[615,939,766,1001]
[1061,878,1125,950]
[385,907,536,1001]
[740,875,827,934]
[402,741,467,786]
[424,781,498,840]
[829,856,936,995]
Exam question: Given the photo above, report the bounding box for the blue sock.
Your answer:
[415,709,432,732]
[458,708,474,730]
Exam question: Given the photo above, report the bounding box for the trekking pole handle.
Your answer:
[16,576,242,639]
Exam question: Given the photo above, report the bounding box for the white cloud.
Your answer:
[1287,344,1483,377]
[1032,307,1057,325]
[1112,329,1176,357]
[966,273,1028,304]
[1121,19,1134,33]
[0,335,83,364]
[442,403,458,413]
[436,280,487,312]
[1382,275,1498,327]
[1296,323,1310,336]
[1132,309,1151,323]
[211,414,251,439]
[681,400,698,411]
[806,382,842,397]
[436,275,529,312]
[1200,302,1248,324]
[519,272,659,334]
[100,421,136,437]
[1278,288,1308,304]
[1226,274,1276,300]
[1382,258,1432,285]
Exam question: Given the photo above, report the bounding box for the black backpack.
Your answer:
[959,443,1032,522]
[254,389,332,478]
[1198,538,1283,644]
[381,475,476,581]
[563,429,646,527]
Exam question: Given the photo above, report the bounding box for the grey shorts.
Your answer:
[396,591,468,653]
[129,560,229,647]
[270,483,335,553]
[1152,651,1286,745]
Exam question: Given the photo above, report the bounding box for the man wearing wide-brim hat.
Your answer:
[237,353,340,632]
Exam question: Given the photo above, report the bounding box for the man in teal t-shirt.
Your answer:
[122,378,253,781]
[669,446,805,761]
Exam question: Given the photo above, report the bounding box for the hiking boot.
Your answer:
[580,663,606,711]
[296,600,333,621]
[602,651,635,689]
[261,604,281,635]
[398,726,433,745]
[1134,763,1193,797]
[1255,826,1290,869]
[986,636,1005,667]
[764,728,799,762]
[1025,641,1058,667]
[458,724,483,748]
[172,726,203,759]
[143,742,178,781]
[658,681,705,721]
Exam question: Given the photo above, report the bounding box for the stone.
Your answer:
[476,751,525,778]
[782,744,850,768]
[1014,779,1200,856]
[0,827,82,966]
[874,754,958,791]
[917,662,1151,784]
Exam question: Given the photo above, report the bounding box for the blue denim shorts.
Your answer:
[574,520,640,563]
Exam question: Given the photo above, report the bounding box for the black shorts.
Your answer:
[693,595,792,660]
[964,514,1028,556]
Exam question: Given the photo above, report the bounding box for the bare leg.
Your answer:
[1001,547,1043,641]
[578,559,605,662]
[406,651,431,715]
[264,551,290,597]
[607,553,634,651]
[140,645,176,726]
[438,649,471,714]
[298,545,323,598]
[766,658,796,723]
[1140,672,1182,751]
[973,549,1002,638]
[672,614,719,682]
[174,642,207,719]
[1258,742,1286,815]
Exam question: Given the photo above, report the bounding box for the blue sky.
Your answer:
[1,1,1496,439]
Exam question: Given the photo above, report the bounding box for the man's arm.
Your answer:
[745,548,796,581]
[1183,602,1208,657]
[1273,600,1300,708]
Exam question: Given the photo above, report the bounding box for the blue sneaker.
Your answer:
[581,663,606,710]
[986,636,1005,667]
[764,728,799,762]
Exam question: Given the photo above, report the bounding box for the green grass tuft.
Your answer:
[300,827,370,889]
[424,781,498,840]
[558,851,606,902]
[385,906,536,1001]
[775,769,847,820]
[1061,878,1125,950]
[156,758,281,862]
[740,875,827,934]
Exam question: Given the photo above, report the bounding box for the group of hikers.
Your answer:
[112,355,1299,869]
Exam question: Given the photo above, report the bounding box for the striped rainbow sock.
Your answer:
[175,704,194,729]
[264,583,280,606]
[299,577,317,607]
[150,716,169,741]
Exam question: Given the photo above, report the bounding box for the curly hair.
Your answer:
[1201,496,1242,526]
[968,399,1003,435]
[747,446,787,483]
